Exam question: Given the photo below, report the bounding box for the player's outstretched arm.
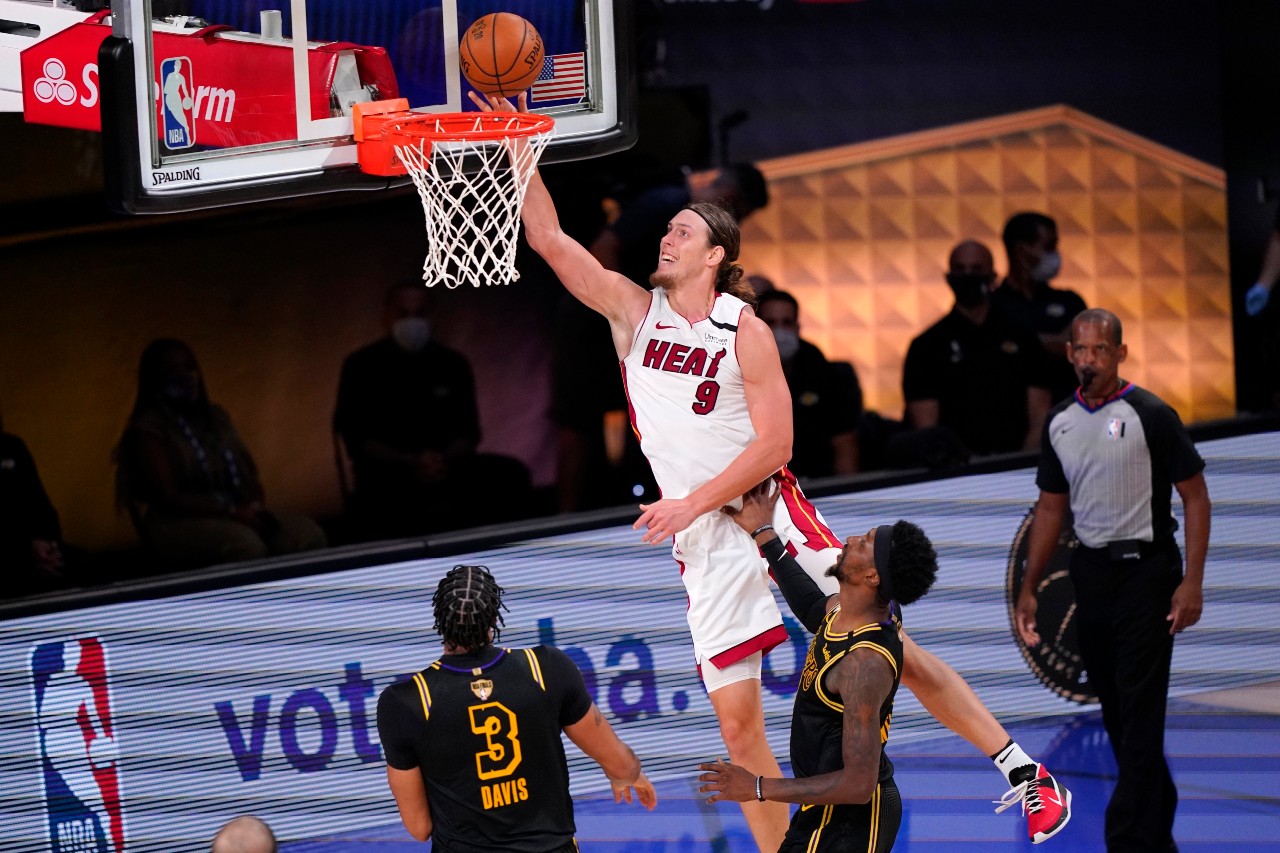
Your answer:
[468,91,648,339]
[699,649,890,805]
[385,765,433,841]
[564,703,658,810]
[725,482,835,632]
[900,632,1010,756]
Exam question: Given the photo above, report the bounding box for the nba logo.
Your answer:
[30,637,127,852]
[1107,418,1125,440]
[160,56,196,150]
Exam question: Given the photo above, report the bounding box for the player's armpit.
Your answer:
[386,765,433,841]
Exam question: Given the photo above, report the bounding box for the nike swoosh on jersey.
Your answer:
[656,322,678,329]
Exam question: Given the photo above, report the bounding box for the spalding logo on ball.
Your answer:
[460,12,545,98]
[1005,504,1097,704]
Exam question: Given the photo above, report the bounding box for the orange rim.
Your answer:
[382,111,554,148]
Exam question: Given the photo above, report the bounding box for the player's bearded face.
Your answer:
[651,210,716,290]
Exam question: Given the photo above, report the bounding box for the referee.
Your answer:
[377,565,656,851]
[1015,308,1210,852]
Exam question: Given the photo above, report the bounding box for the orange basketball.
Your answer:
[459,12,545,98]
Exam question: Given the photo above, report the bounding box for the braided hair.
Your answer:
[432,565,507,651]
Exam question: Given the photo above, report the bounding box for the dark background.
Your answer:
[2,0,1277,551]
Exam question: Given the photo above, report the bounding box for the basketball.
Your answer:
[459,12,544,98]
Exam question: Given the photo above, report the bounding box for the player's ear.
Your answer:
[706,244,725,267]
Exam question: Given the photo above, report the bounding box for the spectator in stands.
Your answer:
[335,281,532,538]
[756,287,862,478]
[747,273,776,299]
[992,212,1087,403]
[551,164,770,511]
[114,339,327,569]
[1240,205,1280,411]
[210,815,277,853]
[1,410,73,595]
[902,240,1052,459]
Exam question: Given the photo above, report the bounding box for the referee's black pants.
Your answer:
[1070,540,1181,852]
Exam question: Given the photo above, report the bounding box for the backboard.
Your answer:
[44,0,632,212]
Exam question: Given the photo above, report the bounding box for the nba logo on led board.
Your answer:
[30,636,127,852]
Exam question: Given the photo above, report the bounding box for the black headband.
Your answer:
[873,524,895,602]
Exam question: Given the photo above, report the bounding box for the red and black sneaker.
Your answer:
[994,763,1072,844]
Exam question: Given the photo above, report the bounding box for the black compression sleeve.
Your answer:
[760,537,831,634]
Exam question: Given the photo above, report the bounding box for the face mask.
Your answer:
[945,272,991,308]
[391,316,431,352]
[773,328,800,361]
[1030,250,1062,282]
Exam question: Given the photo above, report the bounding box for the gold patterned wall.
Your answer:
[739,105,1234,424]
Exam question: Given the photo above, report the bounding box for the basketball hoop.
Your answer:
[355,101,554,288]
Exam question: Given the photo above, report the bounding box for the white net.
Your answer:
[394,114,554,288]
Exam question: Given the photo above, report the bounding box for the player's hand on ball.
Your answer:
[467,90,528,114]
[635,498,698,545]
[697,758,756,803]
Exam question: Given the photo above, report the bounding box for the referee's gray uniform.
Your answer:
[1037,381,1203,852]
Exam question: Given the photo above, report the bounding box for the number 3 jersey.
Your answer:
[377,645,593,853]
[621,289,753,499]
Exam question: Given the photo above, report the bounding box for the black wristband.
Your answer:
[750,524,774,539]
[755,775,765,802]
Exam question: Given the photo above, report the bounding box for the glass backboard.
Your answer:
[73,0,633,212]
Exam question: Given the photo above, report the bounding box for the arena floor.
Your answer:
[283,685,1280,851]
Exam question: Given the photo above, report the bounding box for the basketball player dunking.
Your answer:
[473,91,1072,851]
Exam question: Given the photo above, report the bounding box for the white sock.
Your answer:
[992,740,1036,785]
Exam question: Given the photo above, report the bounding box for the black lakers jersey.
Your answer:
[377,645,593,852]
[789,608,903,785]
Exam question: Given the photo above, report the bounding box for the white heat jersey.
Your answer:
[622,289,755,499]
[620,288,845,672]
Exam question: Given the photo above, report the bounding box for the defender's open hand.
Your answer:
[697,758,757,804]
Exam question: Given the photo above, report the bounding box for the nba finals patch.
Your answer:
[30,636,128,852]
[471,679,494,701]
